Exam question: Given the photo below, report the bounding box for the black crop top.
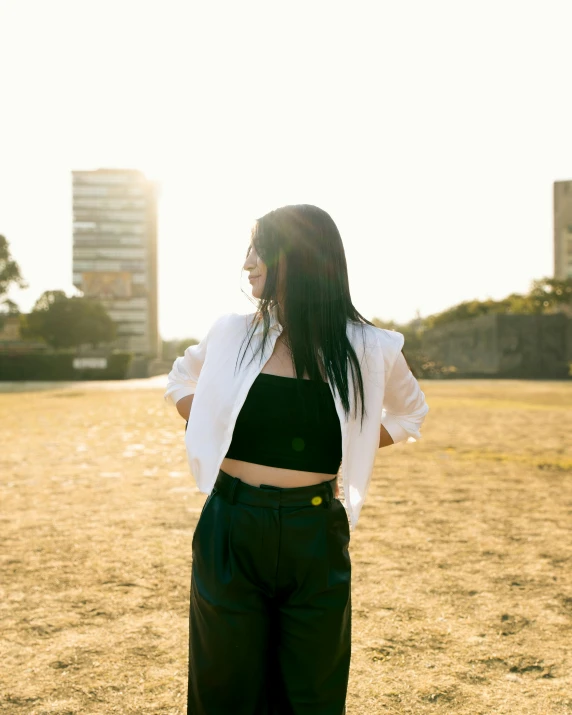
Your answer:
[224,373,342,474]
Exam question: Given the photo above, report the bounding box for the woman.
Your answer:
[164,204,429,715]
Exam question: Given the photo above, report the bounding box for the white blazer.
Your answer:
[164,305,429,530]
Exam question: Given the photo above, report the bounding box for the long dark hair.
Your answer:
[235,204,375,429]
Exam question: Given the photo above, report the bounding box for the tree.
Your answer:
[176,337,199,356]
[422,276,572,328]
[0,235,27,324]
[21,291,117,350]
[527,277,572,314]
[424,297,514,328]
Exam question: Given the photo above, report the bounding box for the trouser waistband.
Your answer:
[214,468,337,509]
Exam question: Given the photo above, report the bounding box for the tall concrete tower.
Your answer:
[554,180,572,280]
[72,168,160,357]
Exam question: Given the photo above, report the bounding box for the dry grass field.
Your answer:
[1,379,571,714]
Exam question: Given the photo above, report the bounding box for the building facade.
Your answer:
[72,169,160,357]
[554,180,572,280]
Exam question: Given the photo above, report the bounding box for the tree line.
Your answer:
[1,233,571,356]
[1,235,116,350]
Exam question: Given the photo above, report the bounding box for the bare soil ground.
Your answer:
[1,379,571,714]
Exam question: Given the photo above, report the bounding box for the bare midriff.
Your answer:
[220,333,339,491]
[219,457,338,489]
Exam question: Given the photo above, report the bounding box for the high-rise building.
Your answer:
[72,169,160,357]
[554,180,572,280]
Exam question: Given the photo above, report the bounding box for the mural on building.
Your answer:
[82,272,132,299]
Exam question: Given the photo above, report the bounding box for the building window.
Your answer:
[73,261,96,271]
[93,261,122,272]
[100,298,147,310]
[94,248,146,260]
[73,221,97,231]
[73,248,98,259]
[73,198,146,210]
[72,186,109,197]
[98,223,145,235]
[108,310,147,322]
[119,261,146,271]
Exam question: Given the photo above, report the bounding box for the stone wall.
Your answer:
[421,314,571,378]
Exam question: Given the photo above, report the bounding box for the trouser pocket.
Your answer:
[191,488,218,550]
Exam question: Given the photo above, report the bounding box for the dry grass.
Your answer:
[1,379,571,714]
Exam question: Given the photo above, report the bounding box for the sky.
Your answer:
[1,0,571,340]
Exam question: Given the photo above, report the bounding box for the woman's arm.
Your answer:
[164,339,208,408]
[164,314,229,410]
[379,423,395,448]
[380,349,429,445]
[176,394,194,421]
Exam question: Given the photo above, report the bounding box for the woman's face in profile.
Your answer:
[243,242,267,299]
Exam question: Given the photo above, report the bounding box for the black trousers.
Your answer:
[187,468,352,715]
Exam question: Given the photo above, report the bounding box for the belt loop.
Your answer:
[228,476,239,505]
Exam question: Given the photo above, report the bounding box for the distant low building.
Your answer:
[0,315,47,354]
[421,313,572,379]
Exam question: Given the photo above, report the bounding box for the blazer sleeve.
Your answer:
[380,330,429,444]
[163,314,227,408]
